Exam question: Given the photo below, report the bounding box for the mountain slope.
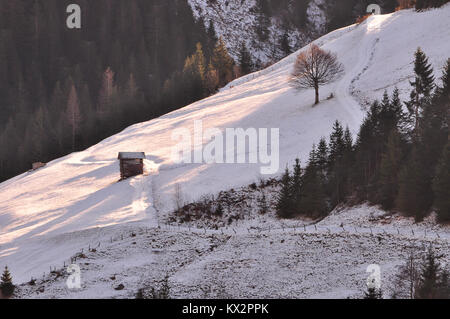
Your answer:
[1,6,450,284]
[188,0,327,66]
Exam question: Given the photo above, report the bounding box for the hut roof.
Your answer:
[118,152,146,160]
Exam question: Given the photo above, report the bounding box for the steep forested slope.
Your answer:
[0,0,216,182]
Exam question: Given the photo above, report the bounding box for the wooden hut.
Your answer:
[118,152,145,180]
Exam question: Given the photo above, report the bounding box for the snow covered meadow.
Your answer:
[1,5,450,298]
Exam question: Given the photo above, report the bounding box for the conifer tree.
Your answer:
[206,21,218,57]
[378,129,404,210]
[207,21,218,43]
[419,59,449,171]
[416,248,441,299]
[379,90,394,139]
[438,58,450,97]
[433,141,450,222]
[402,60,450,220]
[390,88,404,123]
[396,147,432,220]
[1,266,12,284]
[280,31,291,56]
[276,167,293,218]
[0,266,14,298]
[291,158,303,212]
[300,151,328,218]
[343,127,353,153]
[405,48,435,134]
[328,121,349,206]
[238,42,253,76]
[353,101,381,198]
[330,121,345,163]
[329,120,345,166]
[364,287,383,299]
[255,0,271,42]
[316,138,329,177]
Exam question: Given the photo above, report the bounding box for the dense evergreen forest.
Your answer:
[0,0,236,182]
[277,50,449,223]
[0,0,449,183]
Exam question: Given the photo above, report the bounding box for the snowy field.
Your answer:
[1,5,450,296]
[13,205,450,299]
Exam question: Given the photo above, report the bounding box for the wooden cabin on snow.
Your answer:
[118,152,145,180]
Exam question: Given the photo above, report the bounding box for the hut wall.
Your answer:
[120,159,144,179]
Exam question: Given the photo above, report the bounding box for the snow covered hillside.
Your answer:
[1,5,450,290]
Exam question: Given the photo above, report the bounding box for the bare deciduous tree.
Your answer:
[290,44,344,105]
[173,183,184,213]
[391,251,421,299]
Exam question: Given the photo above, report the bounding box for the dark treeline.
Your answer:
[277,49,449,223]
[0,0,238,182]
[326,0,399,30]
[327,0,450,30]
[414,0,450,10]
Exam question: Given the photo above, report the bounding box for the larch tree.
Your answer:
[205,61,220,95]
[98,67,116,116]
[212,37,235,87]
[182,43,207,102]
[291,44,344,105]
[193,42,206,81]
[66,84,81,151]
